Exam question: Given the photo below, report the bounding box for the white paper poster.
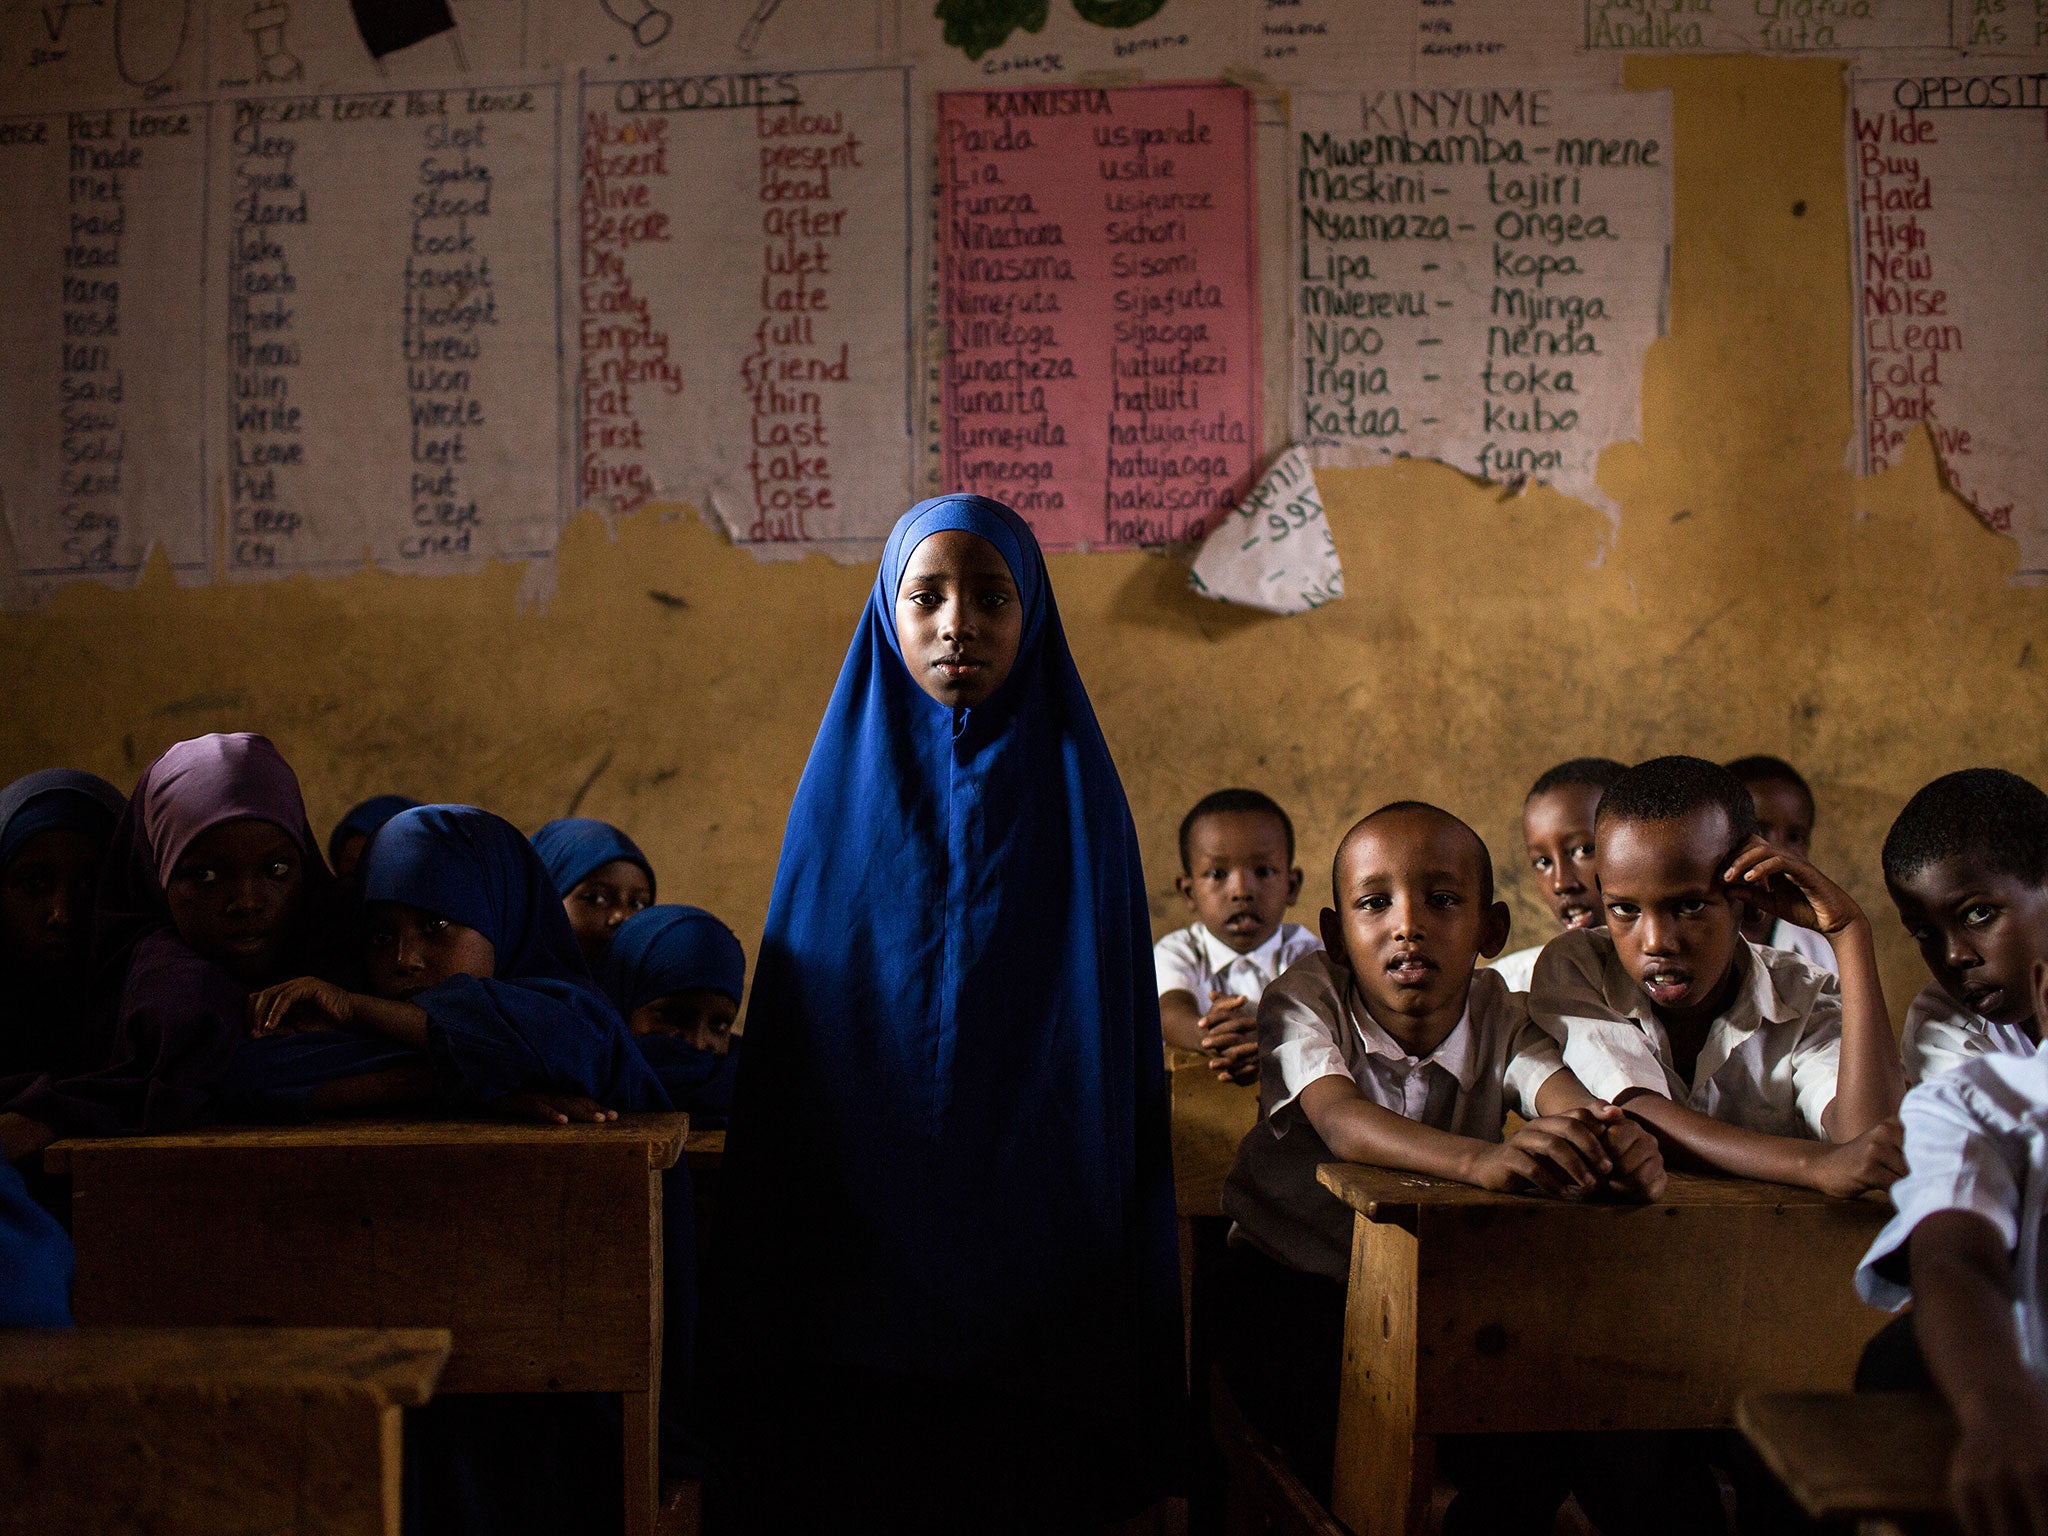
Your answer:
[1189,444,1342,613]
[1290,85,1672,528]
[0,99,211,593]
[1849,68,2048,578]
[575,65,914,557]
[214,77,564,577]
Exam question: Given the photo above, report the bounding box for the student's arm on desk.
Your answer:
[1909,1209,2048,1536]
[1723,839,1906,1139]
[1297,1074,1609,1199]
[1615,1090,1904,1195]
[1528,1069,1667,1200]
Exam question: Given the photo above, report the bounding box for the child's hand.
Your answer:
[1468,1115,1609,1198]
[1803,1116,1907,1197]
[1199,995,1258,1083]
[1572,1104,1667,1201]
[494,1091,618,1126]
[246,976,356,1037]
[1723,837,1865,937]
[1950,1382,2048,1536]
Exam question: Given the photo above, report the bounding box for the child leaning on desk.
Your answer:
[1220,800,1671,1530]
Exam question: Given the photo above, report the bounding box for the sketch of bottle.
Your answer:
[600,0,671,47]
[244,0,303,80]
[115,0,189,86]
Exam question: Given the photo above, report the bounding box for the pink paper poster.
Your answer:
[937,83,1260,551]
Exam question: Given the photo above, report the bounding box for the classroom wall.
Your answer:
[3,55,2043,1011]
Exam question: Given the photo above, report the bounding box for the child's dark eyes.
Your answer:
[1428,892,1459,908]
[1531,855,1552,872]
[1606,902,1638,919]
[1572,843,1595,859]
[268,860,294,879]
[1962,904,1998,927]
[1357,895,1389,911]
[1677,900,1706,917]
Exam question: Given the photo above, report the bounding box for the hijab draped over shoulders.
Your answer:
[4,734,349,1137]
[723,496,1180,1439]
[361,805,667,1112]
[0,769,126,1080]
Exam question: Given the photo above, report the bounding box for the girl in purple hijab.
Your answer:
[0,734,423,1165]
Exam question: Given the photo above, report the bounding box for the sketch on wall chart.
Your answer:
[935,0,1171,60]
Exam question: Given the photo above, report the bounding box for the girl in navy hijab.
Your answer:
[249,804,666,1118]
[602,904,743,1127]
[326,793,420,882]
[0,769,127,1079]
[716,496,1182,1532]
[533,816,656,966]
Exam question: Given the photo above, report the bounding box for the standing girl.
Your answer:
[717,496,1182,1533]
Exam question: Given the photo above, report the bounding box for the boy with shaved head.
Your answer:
[1532,755,1906,1194]
[1223,801,1675,1530]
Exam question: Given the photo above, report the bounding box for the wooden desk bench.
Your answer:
[1317,1163,1894,1536]
[47,1114,688,1536]
[0,1325,449,1536]
[1738,1391,1956,1533]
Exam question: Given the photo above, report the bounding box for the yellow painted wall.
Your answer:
[3,56,2043,1012]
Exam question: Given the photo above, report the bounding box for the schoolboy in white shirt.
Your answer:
[1857,993,2048,1536]
[1531,755,1906,1196]
[1727,754,1839,976]
[1155,788,1321,1084]
[1491,756,1628,992]
[1882,768,2047,1084]
[1221,802,1668,1529]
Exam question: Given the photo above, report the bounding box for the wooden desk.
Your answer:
[0,1325,449,1536]
[47,1114,688,1536]
[1317,1163,1894,1536]
[684,1127,725,1170]
[1738,1391,1956,1532]
[1166,1046,1258,1218]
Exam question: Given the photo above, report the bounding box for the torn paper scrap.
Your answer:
[1188,446,1343,614]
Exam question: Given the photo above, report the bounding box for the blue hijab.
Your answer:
[532,818,654,899]
[602,905,745,1013]
[0,1157,71,1326]
[362,806,666,1111]
[0,769,126,873]
[327,793,420,866]
[603,905,745,1127]
[723,496,1179,1428]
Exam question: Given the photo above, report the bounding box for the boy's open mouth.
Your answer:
[1960,980,2006,1015]
[1385,952,1437,985]
[1642,966,1693,1005]
[1222,911,1262,934]
[1559,902,1599,928]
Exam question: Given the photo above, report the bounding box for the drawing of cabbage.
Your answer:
[936,0,1051,59]
[1072,0,1169,27]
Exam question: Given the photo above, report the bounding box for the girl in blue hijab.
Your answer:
[602,904,743,1126]
[326,793,420,882]
[0,769,127,1079]
[716,496,1182,1532]
[532,817,656,966]
[248,805,666,1117]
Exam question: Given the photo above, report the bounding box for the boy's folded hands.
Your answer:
[1198,993,1260,1083]
[1468,1103,1668,1202]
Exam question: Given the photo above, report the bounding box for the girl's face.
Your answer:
[364,900,496,1000]
[893,529,1023,710]
[1,828,104,984]
[564,859,653,965]
[628,988,738,1054]
[163,817,305,981]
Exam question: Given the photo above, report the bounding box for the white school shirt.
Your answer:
[1221,953,1565,1279]
[1488,943,1542,994]
[1529,929,1840,1139]
[1767,919,1839,977]
[1901,981,2040,1086]
[1153,920,1322,1011]
[1857,1053,2048,1385]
